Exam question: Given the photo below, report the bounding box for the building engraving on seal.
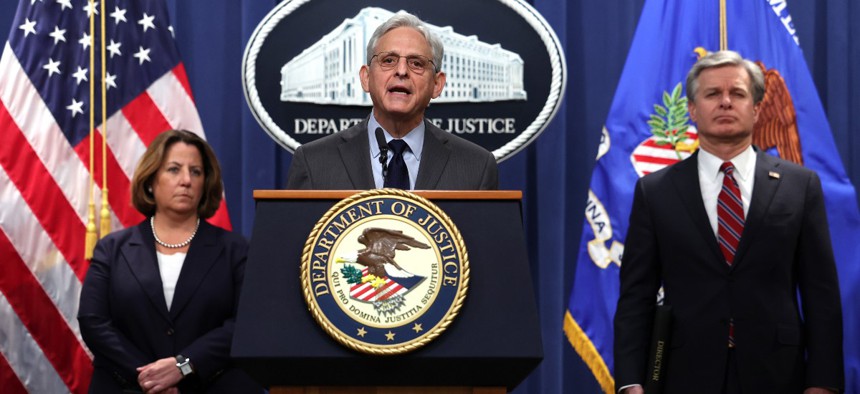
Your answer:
[280,7,526,106]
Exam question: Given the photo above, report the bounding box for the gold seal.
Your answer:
[301,189,469,355]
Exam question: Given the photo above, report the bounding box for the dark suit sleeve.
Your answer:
[797,172,844,390]
[614,178,662,388]
[179,236,249,383]
[286,146,311,189]
[78,237,152,384]
[479,151,499,190]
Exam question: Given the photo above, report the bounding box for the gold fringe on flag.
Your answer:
[84,0,97,259]
[564,310,615,393]
[99,0,111,237]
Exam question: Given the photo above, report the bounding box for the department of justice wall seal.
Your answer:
[301,189,469,354]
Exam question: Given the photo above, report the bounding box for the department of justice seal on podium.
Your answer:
[301,189,469,355]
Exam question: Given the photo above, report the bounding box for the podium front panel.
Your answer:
[233,192,542,389]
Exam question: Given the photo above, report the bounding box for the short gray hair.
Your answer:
[685,50,765,104]
[366,11,444,72]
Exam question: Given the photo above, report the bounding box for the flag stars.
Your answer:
[110,6,127,24]
[72,66,87,84]
[83,1,98,17]
[78,32,91,50]
[107,39,121,58]
[133,46,151,64]
[56,0,72,10]
[66,99,84,117]
[19,18,37,37]
[138,13,156,32]
[105,72,117,90]
[49,26,66,44]
[43,58,61,76]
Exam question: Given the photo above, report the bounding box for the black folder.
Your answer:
[644,305,672,394]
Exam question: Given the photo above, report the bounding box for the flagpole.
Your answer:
[720,0,728,50]
[99,0,111,237]
[85,0,97,259]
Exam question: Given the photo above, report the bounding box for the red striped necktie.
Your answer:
[717,162,745,266]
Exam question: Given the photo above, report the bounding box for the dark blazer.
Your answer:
[614,150,843,393]
[286,118,499,190]
[78,220,261,393]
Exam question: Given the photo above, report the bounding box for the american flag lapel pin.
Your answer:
[768,171,781,179]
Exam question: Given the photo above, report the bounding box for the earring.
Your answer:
[147,186,153,194]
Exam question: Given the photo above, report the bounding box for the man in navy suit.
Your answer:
[286,11,498,190]
[614,51,843,393]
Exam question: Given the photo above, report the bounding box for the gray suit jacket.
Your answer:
[286,118,498,190]
[614,150,843,393]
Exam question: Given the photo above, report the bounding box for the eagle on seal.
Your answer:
[338,228,430,278]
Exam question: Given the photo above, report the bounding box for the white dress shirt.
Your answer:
[156,251,186,310]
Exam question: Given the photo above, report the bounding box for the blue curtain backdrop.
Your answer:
[1,1,857,393]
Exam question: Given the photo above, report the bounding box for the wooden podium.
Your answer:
[232,191,542,393]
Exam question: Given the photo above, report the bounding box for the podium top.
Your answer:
[253,190,522,200]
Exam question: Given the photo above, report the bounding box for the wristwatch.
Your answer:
[175,355,194,377]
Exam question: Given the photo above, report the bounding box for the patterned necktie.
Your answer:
[717,162,745,265]
[384,139,410,190]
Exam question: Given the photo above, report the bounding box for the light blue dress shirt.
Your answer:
[367,113,424,190]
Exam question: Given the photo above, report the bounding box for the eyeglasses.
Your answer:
[370,52,437,74]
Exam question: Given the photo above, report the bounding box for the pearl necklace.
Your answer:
[151,216,200,249]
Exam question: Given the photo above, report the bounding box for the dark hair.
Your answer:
[130,129,223,218]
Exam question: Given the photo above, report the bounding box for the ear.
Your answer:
[753,102,760,123]
[360,65,370,93]
[431,71,446,99]
[688,101,698,123]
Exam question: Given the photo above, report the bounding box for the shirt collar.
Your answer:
[698,145,755,182]
[367,113,425,161]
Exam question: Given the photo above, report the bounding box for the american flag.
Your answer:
[0,1,230,392]
[349,268,423,302]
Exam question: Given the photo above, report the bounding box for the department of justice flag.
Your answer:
[0,0,230,392]
[564,0,860,392]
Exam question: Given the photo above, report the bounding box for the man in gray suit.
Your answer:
[286,12,498,190]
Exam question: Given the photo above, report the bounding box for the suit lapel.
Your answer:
[670,152,725,265]
[732,151,782,269]
[337,120,375,189]
[415,121,451,189]
[122,221,171,322]
[169,221,222,319]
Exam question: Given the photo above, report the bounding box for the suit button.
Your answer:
[166,328,174,336]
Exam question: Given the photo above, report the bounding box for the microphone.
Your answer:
[375,127,389,179]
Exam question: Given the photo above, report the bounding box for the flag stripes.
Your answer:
[0,229,92,392]
[0,1,230,390]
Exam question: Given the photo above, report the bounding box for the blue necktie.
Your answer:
[384,139,410,190]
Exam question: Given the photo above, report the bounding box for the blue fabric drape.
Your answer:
[1,1,857,392]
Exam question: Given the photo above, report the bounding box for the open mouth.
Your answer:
[388,86,411,95]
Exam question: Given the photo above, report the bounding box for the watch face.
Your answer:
[179,363,193,375]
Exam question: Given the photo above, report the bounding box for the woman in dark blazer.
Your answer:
[79,130,261,393]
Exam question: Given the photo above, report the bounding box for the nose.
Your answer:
[719,93,732,108]
[394,57,409,76]
[179,168,192,185]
